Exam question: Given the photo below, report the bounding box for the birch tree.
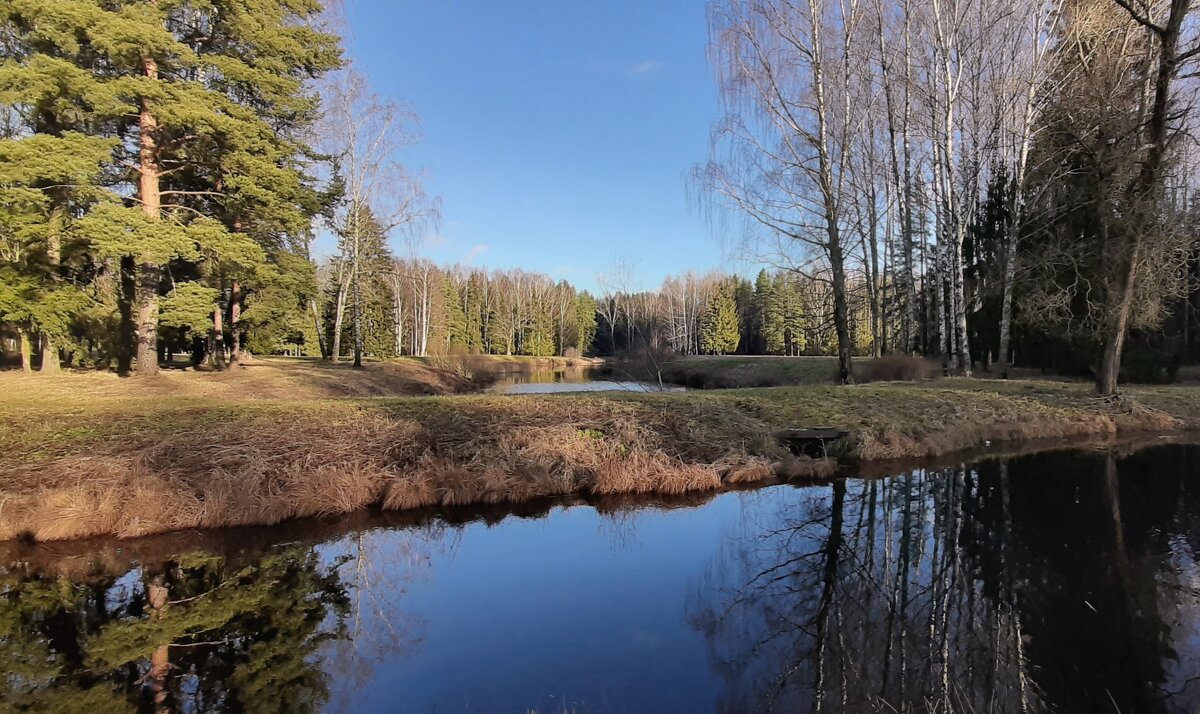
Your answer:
[702,0,869,384]
[321,71,435,366]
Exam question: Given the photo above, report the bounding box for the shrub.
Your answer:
[1119,348,1179,385]
[867,354,936,382]
[426,346,500,387]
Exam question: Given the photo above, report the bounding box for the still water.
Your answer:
[487,366,683,394]
[3,443,1199,713]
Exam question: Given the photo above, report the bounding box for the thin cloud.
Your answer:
[464,244,488,263]
[628,60,664,75]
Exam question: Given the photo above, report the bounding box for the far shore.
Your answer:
[2,359,1198,543]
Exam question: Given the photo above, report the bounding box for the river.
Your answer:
[2,442,1198,712]
[487,365,684,394]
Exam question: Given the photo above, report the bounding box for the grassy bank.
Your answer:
[660,355,873,388]
[2,368,1198,542]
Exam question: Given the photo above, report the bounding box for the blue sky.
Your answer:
[337,1,735,293]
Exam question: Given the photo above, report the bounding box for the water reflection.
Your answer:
[690,445,1200,713]
[1,546,349,713]
[1,443,1197,712]
[487,366,683,394]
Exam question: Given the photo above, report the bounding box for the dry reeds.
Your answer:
[3,376,1197,543]
[0,399,785,541]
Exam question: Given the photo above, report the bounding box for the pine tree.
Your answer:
[0,0,340,375]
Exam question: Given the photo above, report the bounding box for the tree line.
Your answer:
[699,0,1200,392]
[592,268,877,357]
[319,239,599,362]
[1,0,1197,390]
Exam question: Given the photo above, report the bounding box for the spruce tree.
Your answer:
[574,292,598,354]
[441,276,468,351]
[700,279,740,354]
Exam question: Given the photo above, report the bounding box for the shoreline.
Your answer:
[3,431,1195,569]
[2,378,1198,542]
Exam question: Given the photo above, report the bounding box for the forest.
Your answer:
[0,0,1197,396]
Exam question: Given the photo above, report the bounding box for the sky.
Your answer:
[336,0,736,293]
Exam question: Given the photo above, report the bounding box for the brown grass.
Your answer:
[659,355,874,388]
[866,354,938,382]
[0,355,480,401]
[2,371,1198,542]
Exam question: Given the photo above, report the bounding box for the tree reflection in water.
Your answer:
[689,445,1200,714]
[1,546,349,712]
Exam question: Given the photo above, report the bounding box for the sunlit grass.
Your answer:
[2,361,1198,542]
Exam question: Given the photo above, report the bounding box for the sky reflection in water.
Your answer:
[3,443,1199,713]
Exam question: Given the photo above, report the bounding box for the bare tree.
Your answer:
[701,0,869,384]
[997,0,1065,379]
[1096,0,1199,395]
[320,70,436,366]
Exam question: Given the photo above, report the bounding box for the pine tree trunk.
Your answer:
[211,301,225,369]
[230,279,242,364]
[135,51,162,377]
[42,209,62,373]
[146,576,171,714]
[40,333,60,372]
[135,262,162,376]
[118,256,136,375]
[17,327,32,373]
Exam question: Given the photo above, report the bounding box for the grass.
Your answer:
[6,355,485,400]
[660,355,874,388]
[2,364,1198,542]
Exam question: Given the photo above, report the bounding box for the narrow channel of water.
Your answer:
[487,365,684,394]
[3,443,1198,713]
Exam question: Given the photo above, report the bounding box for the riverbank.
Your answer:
[659,355,873,388]
[2,375,1198,541]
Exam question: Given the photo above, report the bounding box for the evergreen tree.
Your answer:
[441,276,468,351]
[700,279,740,354]
[463,272,485,353]
[779,274,807,355]
[733,276,754,354]
[574,292,598,355]
[0,0,341,374]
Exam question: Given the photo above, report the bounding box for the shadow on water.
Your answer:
[487,365,684,394]
[2,441,1199,712]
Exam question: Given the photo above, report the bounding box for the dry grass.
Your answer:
[2,370,1198,542]
[0,355,480,402]
[867,354,938,382]
[660,355,874,388]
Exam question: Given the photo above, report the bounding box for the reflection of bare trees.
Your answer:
[690,446,1200,713]
[324,524,455,711]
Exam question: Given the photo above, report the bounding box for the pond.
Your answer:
[487,365,684,394]
[3,442,1199,713]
